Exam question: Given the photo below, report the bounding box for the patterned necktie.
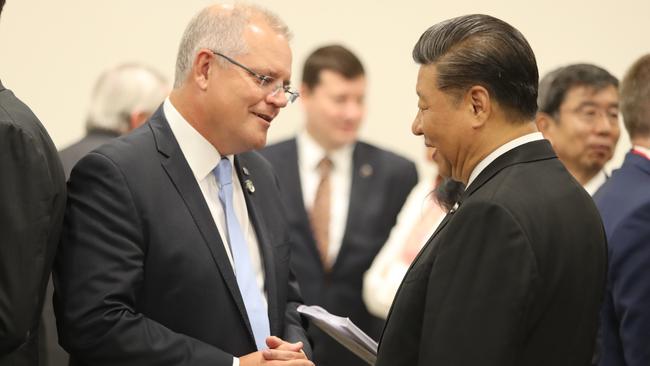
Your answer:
[214,157,270,350]
[310,156,333,269]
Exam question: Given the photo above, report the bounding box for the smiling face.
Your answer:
[412,64,473,180]
[541,85,620,181]
[204,17,293,155]
[301,70,366,151]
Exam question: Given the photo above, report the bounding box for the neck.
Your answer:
[564,164,599,186]
[305,124,345,153]
[169,88,231,156]
[632,135,650,149]
[455,121,537,185]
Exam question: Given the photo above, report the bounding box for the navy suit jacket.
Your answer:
[595,151,650,366]
[260,138,417,366]
[54,107,310,365]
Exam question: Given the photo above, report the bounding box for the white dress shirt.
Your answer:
[164,99,265,366]
[297,130,354,264]
[363,180,445,318]
[467,132,545,188]
[583,170,608,196]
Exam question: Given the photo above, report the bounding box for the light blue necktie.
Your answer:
[214,157,270,350]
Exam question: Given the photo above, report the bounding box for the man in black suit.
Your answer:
[376,14,607,366]
[260,45,417,366]
[1,2,67,365]
[59,63,169,179]
[54,4,312,366]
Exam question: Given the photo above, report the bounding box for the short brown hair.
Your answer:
[620,54,650,138]
[301,45,364,89]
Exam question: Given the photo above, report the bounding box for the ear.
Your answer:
[535,112,555,139]
[129,111,151,131]
[190,49,215,91]
[466,85,491,128]
[299,83,314,99]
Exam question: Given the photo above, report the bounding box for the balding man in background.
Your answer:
[58,63,169,178]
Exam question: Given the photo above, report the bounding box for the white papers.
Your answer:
[297,305,378,365]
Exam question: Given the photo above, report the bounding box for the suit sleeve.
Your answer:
[0,124,59,354]
[608,203,650,366]
[54,152,233,366]
[417,201,538,366]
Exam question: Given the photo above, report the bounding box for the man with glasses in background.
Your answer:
[536,64,620,195]
[54,4,312,366]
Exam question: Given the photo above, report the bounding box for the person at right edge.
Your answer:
[595,53,650,366]
[376,14,607,366]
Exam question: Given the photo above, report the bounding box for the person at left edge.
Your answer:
[53,3,312,366]
[1,1,66,365]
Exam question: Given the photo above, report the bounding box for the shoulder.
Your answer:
[259,138,296,160]
[355,141,417,174]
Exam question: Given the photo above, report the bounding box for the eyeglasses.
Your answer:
[210,50,300,104]
[563,104,619,126]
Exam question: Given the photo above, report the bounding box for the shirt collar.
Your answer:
[583,170,608,196]
[633,145,650,157]
[467,132,544,187]
[164,98,232,182]
[297,129,355,173]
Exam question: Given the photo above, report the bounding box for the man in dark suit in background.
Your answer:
[595,53,650,366]
[59,63,168,179]
[54,4,312,366]
[536,64,620,195]
[261,45,417,366]
[376,14,607,366]
[0,1,67,365]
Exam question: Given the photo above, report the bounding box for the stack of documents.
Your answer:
[297,305,378,365]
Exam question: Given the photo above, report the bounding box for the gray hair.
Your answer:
[620,54,650,138]
[86,63,168,133]
[173,3,292,88]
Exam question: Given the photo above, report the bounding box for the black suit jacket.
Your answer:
[260,138,417,366]
[53,107,310,365]
[59,129,121,179]
[376,140,607,366]
[0,80,66,366]
[39,129,121,366]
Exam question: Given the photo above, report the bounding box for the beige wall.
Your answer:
[1,0,648,174]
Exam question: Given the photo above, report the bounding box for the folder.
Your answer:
[297,305,378,365]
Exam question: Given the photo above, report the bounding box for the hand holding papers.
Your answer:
[297,305,378,365]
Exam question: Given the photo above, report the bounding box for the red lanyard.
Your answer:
[631,148,650,161]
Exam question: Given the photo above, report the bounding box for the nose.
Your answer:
[266,89,289,108]
[343,100,364,122]
[412,111,423,136]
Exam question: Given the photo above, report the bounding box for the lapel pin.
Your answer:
[449,202,460,214]
[242,166,250,176]
[244,179,255,194]
[360,164,373,178]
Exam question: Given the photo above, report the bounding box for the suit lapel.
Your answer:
[148,110,255,342]
[234,154,281,335]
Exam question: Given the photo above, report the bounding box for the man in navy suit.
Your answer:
[260,45,417,366]
[595,53,650,366]
[54,4,312,366]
